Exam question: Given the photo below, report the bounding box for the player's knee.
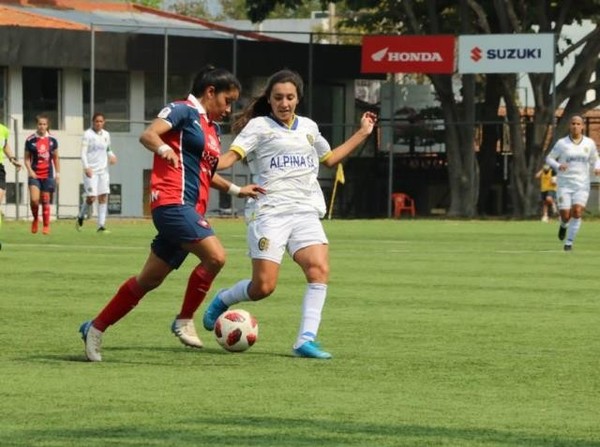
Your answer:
[203,251,226,272]
[249,281,275,300]
[305,262,329,283]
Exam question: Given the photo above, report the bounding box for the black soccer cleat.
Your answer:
[558,226,566,241]
[563,244,572,252]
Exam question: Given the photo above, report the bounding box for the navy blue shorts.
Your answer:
[28,177,56,193]
[151,204,215,269]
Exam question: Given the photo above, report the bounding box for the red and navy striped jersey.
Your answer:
[24,133,59,179]
[150,95,221,214]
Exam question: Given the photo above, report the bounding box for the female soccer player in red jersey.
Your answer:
[79,66,264,361]
[24,114,60,235]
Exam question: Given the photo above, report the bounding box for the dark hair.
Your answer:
[190,65,241,97]
[92,112,105,121]
[232,69,304,134]
[36,113,50,129]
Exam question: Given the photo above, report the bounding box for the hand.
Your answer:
[238,184,266,199]
[360,111,378,135]
[559,163,568,172]
[160,149,179,169]
[85,168,93,178]
[594,169,600,176]
[10,158,22,171]
[109,154,117,165]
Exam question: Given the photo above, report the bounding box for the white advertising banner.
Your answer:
[458,33,554,73]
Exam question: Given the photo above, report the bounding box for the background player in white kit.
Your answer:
[202,69,377,359]
[76,112,117,232]
[546,114,600,251]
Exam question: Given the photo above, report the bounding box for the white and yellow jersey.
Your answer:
[546,135,599,190]
[230,115,332,218]
[81,128,113,173]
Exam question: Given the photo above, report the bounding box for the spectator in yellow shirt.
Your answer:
[535,164,557,222]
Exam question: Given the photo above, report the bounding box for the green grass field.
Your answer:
[1,217,599,446]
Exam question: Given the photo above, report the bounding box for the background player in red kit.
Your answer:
[24,114,60,235]
[79,66,264,362]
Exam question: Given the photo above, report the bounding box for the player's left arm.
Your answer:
[2,140,22,170]
[321,111,377,168]
[52,147,60,185]
[591,141,600,175]
[211,173,265,199]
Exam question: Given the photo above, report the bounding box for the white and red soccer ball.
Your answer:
[214,309,258,352]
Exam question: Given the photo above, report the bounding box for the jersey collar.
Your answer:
[187,94,209,120]
[269,113,298,130]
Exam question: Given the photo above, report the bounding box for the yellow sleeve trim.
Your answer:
[319,151,333,163]
[230,145,246,158]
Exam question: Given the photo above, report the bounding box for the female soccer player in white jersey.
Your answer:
[546,114,600,251]
[76,112,117,233]
[203,69,377,359]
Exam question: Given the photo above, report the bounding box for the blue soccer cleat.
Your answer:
[292,341,332,360]
[202,290,228,331]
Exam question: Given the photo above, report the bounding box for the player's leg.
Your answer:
[28,180,41,233]
[80,250,173,361]
[97,194,109,232]
[202,214,288,331]
[40,179,54,234]
[96,172,110,232]
[0,165,6,228]
[556,189,572,241]
[564,191,589,250]
[289,215,332,359]
[77,174,95,229]
[172,235,225,348]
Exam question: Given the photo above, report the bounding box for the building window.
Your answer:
[144,72,193,122]
[22,67,61,130]
[0,67,6,124]
[83,70,130,132]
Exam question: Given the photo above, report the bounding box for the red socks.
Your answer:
[41,193,51,227]
[178,265,216,319]
[93,277,146,331]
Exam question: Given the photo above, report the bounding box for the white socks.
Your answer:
[220,279,251,306]
[294,283,327,349]
[98,202,107,228]
[566,217,581,244]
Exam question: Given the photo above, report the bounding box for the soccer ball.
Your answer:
[214,309,258,352]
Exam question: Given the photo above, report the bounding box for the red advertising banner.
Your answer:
[361,35,456,74]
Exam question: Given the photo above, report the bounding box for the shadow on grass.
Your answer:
[25,346,298,366]
[6,416,600,447]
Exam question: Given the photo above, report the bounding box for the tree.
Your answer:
[169,0,212,17]
[244,0,600,217]
[130,0,163,8]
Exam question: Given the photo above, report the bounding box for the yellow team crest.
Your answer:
[306,134,314,145]
[258,237,270,251]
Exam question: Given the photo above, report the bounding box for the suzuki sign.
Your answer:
[361,35,456,74]
[458,34,554,73]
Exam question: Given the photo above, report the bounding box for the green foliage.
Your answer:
[170,0,211,17]
[130,0,163,8]
[1,219,600,446]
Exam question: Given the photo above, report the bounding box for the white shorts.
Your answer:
[247,212,328,263]
[557,186,590,210]
[83,170,110,197]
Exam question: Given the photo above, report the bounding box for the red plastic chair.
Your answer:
[392,193,416,218]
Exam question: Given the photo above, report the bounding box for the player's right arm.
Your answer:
[139,117,178,168]
[545,141,565,172]
[81,132,93,178]
[24,148,36,179]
